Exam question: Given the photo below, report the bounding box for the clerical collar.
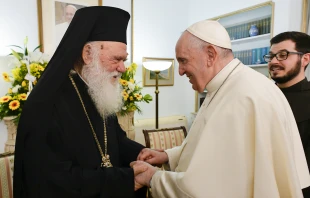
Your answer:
[205,58,240,93]
[279,78,310,93]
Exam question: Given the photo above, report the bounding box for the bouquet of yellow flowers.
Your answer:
[0,37,49,123]
[119,63,152,115]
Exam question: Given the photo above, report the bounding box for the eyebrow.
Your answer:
[269,49,289,54]
[114,55,127,61]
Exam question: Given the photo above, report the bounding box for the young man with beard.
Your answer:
[130,20,310,198]
[13,6,147,198]
[265,31,310,197]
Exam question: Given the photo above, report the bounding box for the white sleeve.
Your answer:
[165,140,186,171]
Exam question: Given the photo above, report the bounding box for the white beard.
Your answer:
[81,58,123,119]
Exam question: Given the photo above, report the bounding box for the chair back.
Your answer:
[0,152,14,198]
[143,126,187,149]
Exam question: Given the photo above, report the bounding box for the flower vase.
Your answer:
[116,111,135,140]
[249,24,259,37]
[3,116,18,152]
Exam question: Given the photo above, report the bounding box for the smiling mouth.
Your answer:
[269,66,284,72]
[112,73,121,79]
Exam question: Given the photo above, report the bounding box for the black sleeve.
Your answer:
[113,117,145,167]
[114,117,148,198]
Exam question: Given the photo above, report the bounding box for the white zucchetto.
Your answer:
[187,20,232,49]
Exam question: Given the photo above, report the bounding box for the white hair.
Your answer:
[66,4,77,11]
[81,47,123,118]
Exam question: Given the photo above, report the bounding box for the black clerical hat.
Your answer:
[87,7,130,44]
[28,6,130,102]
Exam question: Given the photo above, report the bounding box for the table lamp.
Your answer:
[142,61,172,129]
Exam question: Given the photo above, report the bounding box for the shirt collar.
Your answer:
[279,78,310,93]
[205,58,240,93]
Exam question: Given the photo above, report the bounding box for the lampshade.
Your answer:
[142,61,172,71]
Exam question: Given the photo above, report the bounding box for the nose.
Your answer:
[179,67,185,76]
[117,61,126,73]
[269,56,279,64]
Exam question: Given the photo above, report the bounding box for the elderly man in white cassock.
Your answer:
[130,20,310,197]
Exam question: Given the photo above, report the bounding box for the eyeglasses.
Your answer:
[263,50,304,62]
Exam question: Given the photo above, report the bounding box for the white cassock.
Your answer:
[151,58,310,198]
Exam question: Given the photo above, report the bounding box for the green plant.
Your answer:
[0,37,49,123]
[119,63,152,115]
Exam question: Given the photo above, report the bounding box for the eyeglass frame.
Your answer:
[263,50,304,62]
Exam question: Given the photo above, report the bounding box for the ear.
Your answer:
[302,53,310,68]
[205,45,218,66]
[82,44,93,65]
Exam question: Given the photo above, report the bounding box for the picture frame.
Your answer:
[142,57,174,87]
[302,0,310,33]
[37,0,103,56]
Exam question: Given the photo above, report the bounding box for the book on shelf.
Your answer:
[226,17,271,41]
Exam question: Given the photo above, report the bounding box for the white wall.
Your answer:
[0,0,39,55]
[132,0,194,124]
[188,0,303,36]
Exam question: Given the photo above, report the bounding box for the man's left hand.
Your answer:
[130,160,157,188]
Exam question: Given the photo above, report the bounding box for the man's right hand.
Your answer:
[137,148,168,165]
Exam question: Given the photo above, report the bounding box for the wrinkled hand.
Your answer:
[130,161,157,188]
[132,161,148,191]
[137,148,168,166]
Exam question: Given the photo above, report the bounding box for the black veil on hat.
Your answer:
[13,6,130,196]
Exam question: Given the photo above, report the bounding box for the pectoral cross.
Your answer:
[101,154,113,168]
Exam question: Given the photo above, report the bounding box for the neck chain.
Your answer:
[206,61,241,109]
[69,74,113,168]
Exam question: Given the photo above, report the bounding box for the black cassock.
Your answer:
[280,78,310,197]
[13,73,146,198]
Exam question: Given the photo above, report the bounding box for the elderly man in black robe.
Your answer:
[13,6,147,198]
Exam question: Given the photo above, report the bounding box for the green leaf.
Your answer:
[7,45,23,49]
[143,94,153,101]
[24,47,28,56]
[33,45,42,52]
[11,49,22,60]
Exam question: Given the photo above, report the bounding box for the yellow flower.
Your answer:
[2,72,10,82]
[136,94,143,100]
[8,88,12,94]
[19,93,27,101]
[122,91,129,98]
[119,79,128,86]
[33,80,37,85]
[38,65,44,71]
[131,63,138,70]
[11,68,21,80]
[129,96,134,101]
[129,79,134,83]
[9,100,20,110]
[127,66,132,71]
[22,80,27,87]
[0,96,12,103]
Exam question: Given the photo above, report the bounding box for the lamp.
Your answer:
[142,61,172,129]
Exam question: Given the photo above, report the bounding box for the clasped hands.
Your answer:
[130,148,168,191]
